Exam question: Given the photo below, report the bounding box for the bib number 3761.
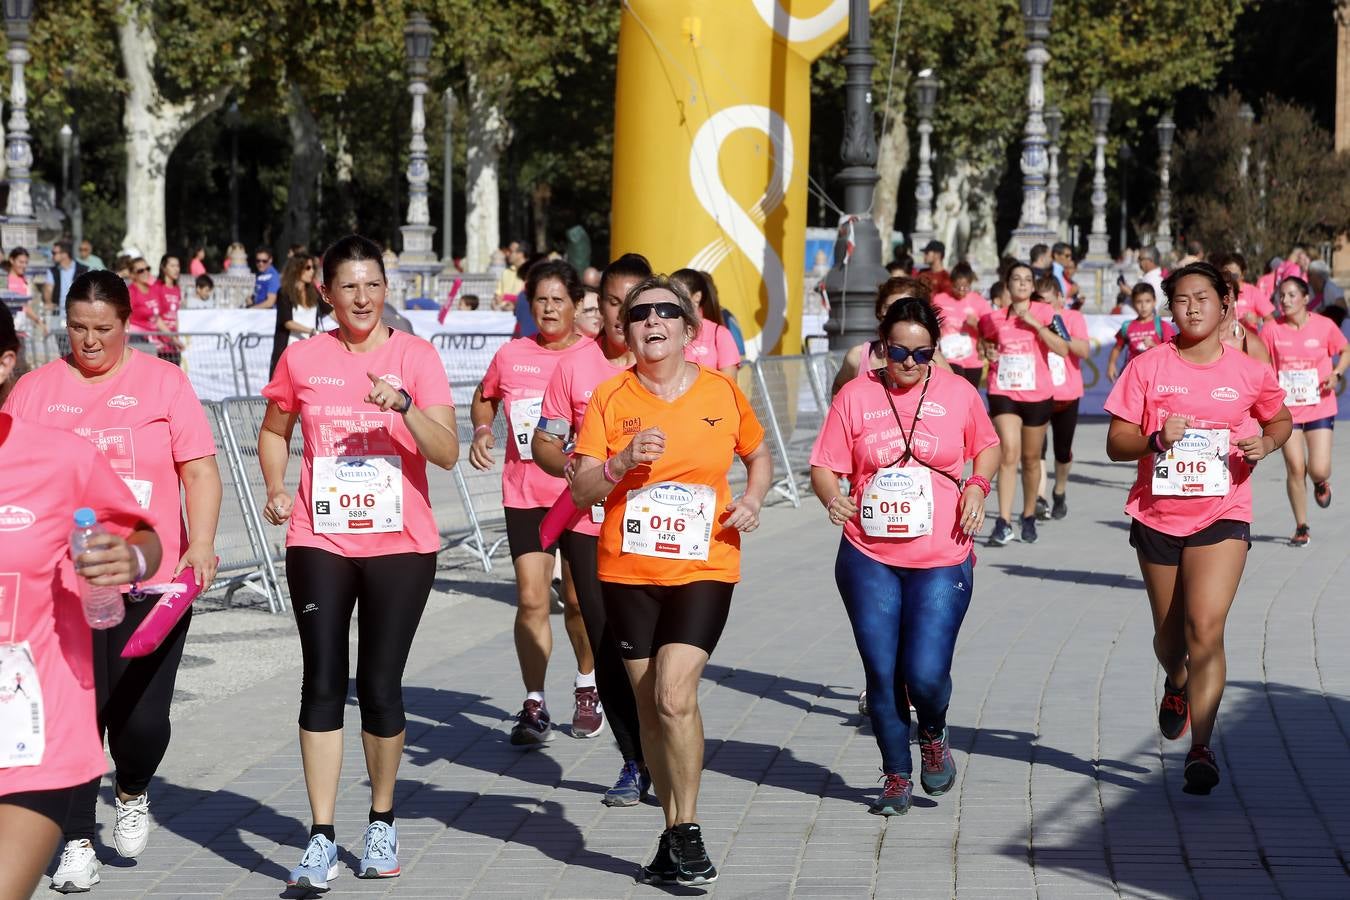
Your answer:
[1151,429,1230,497]
[621,482,716,561]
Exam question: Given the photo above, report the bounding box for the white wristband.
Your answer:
[131,544,147,583]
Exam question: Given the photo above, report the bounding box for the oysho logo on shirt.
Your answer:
[1155,385,1189,395]
[107,394,138,409]
[46,403,83,414]
[863,409,892,421]
[1305,338,1321,348]
[308,376,345,386]
[0,505,36,531]
[1210,386,1239,402]
[512,364,541,374]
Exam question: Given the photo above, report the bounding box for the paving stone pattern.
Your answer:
[62,424,1350,898]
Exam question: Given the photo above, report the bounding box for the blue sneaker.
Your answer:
[287,834,338,892]
[358,820,400,878]
[603,760,651,807]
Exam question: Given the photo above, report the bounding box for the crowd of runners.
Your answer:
[0,232,1342,896]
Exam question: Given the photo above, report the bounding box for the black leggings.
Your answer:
[1042,398,1080,465]
[65,595,191,841]
[558,531,643,763]
[286,547,436,737]
[601,580,734,660]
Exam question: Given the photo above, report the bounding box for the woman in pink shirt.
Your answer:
[3,270,221,890]
[125,257,161,338]
[1218,253,1274,333]
[533,253,652,806]
[0,414,162,900]
[471,260,598,748]
[931,262,991,389]
[977,262,1071,546]
[671,269,739,376]
[1106,262,1290,796]
[259,235,458,890]
[1037,276,1091,520]
[831,276,933,395]
[187,247,207,278]
[1259,276,1349,546]
[810,298,999,815]
[152,255,184,365]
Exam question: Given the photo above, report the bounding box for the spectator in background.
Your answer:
[287,244,307,260]
[989,280,1009,310]
[1176,239,1204,267]
[1308,260,1345,325]
[1137,245,1165,300]
[1029,243,1053,282]
[251,247,281,308]
[44,240,89,315]
[188,246,207,277]
[77,238,105,271]
[113,255,133,281]
[494,242,528,310]
[576,284,602,338]
[704,270,746,357]
[511,253,546,338]
[269,255,327,377]
[153,254,185,366]
[458,294,480,311]
[1050,242,1073,295]
[4,247,30,295]
[126,257,161,335]
[193,274,214,307]
[581,266,602,290]
[917,240,953,298]
[1063,256,1082,308]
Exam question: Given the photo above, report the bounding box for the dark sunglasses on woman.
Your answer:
[884,344,937,365]
[626,301,685,324]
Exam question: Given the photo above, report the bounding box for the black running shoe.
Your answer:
[1290,525,1310,548]
[1020,515,1039,544]
[988,518,1013,546]
[1314,481,1332,508]
[1051,491,1067,519]
[1183,745,1220,795]
[637,829,677,884]
[1035,496,1050,521]
[1158,678,1189,740]
[669,823,717,886]
[869,773,913,815]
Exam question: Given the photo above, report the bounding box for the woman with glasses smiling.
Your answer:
[269,255,329,378]
[810,298,999,816]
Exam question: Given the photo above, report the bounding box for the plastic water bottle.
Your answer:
[70,508,125,629]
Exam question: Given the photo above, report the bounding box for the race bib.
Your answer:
[1151,429,1230,497]
[1048,352,1067,387]
[312,456,404,533]
[996,353,1035,391]
[1278,368,1319,407]
[859,467,934,538]
[509,396,544,461]
[621,482,716,561]
[0,642,45,769]
[590,502,606,525]
[939,333,974,362]
[121,477,153,510]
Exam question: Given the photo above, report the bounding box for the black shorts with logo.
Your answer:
[1129,518,1251,567]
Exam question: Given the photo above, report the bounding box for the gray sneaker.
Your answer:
[358,821,400,878]
[988,518,1013,546]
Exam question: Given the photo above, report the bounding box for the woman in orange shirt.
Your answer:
[571,275,772,888]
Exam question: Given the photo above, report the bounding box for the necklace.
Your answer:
[641,363,691,401]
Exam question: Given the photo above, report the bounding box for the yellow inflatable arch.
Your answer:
[611,0,884,357]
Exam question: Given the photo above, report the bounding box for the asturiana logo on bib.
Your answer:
[1176,433,1213,453]
[649,484,694,506]
[875,471,916,492]
[0,505,36,531]
[107,394,138,409]
[1210,386,1239,402]
[334,461,380,483]
[1155,385,1189,395]
[308,376,345,386]
[46,403,83,414]
[920,401,946,418]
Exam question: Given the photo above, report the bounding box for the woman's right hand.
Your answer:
[827,495,858,526]
[1159,414,1189,449]
[621,427,666,470]
[1107,362,1118,382]
[470,428,496,470]
[75,533,141,586]
[263,488,293,525]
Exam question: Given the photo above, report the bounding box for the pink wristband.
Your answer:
[474,424,492,436]
[603,457,622,485]
[827,496,841,511]
[965,475,992,497]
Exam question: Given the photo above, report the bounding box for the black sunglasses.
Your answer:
[626,302,685,324]
[255,257,270,264]
[132,266,150,274]
[885,344,937,365]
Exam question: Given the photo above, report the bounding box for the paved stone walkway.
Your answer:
[56,423,1350,899]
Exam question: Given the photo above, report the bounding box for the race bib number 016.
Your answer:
[996,353,1035,391]
[1151,429,1230,497]
[859,467,934,538]
[1278,368,1319,407]
[312,456,404,533]
[621,482,716,561]
[0,641,44,769]
[1048,352,1067,387]
[939,333,974,362]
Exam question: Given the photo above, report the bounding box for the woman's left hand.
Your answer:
[1322,372,1342,393]
[175,540,218,589]
[75,533,140,586]
[366,372,407,412]
[958,484,986,536]
[723,495,762,532]
[1236,433,1273,464]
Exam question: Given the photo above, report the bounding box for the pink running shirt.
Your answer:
[0,415,149,794]
[3,350,216,582]
[978,303,1056,402]
[684,320,740,370]
[127,283,160,333]
[1235,283,1274,332]
[1116,316,1177,361]
[1259,314,1347,424]
[932,291,992,369]
[852,340,880,382]
[810,366,999,568]
[481,335,595,509]
[1050,308,1089,402]
[1104,342,1286,536]
[263,329,455,556]
[539,339,630,536]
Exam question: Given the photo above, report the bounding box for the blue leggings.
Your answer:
[834,537,974,775]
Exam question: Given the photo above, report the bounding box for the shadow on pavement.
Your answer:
[988,563,1145,590]
[702,661,857,722]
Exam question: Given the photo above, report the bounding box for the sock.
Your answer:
[526,690,546,706]
[575,670,596,689]
[369,807,394,826]
[310,824,336,842]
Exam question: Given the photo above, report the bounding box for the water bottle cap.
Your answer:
[73,507,97,528]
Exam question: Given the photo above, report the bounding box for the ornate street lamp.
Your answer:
[1086,88,1111,263]
[909,69,939,252]
[1007,0,1055,259]
[226,101,241,247]
[441,88,456,273]
[1044,104,1062,239]
[822,0,888,349]
[1155,111,1175,257]
[1238,102,1255,179]
[1,0,43,267]
[399,10,439,295]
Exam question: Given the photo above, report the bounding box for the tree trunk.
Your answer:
[280,80,322,254]
[870,100,909,251]
[531,180,551,253]
[464,73,510,271]
[333,122,356,233]
[118,1,229,265]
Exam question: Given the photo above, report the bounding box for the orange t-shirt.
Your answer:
[575,366,764,586]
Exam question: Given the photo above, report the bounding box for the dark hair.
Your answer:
[195,274,214,291]
[701,271,726,326]
[6,247,27,268]
[254,245,273,259]
[1161,261,1228,309]
[669,269,725,325]
[1033,275,1061,299]
[989,281,1007,302]
[281,255,319,310]
[460,294,480,310]
[1130,282,1157,301]
[1051,241,1072,258]
[525,259,584,303]
[1186,238,1205,257]
[54,239,73,257]
[1278,275,1310,298]
[67,270,132,322]
[157,253,179,285]
[874,275,930,318]
[321,234,386,287]
[1004,261,1035,284]
[1029,243,1050,265]
[0,302,19,356]
[950,261,975,284]
[599,252,653,300]
[878,297,943,347]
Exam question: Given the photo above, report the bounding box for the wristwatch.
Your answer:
[397,388,413,414]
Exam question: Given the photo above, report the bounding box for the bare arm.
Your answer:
[259,401,299,525]
[76,522,163,587]
[531,429,570,479]
[175,455,223,586]
[468,383,500,470]
[724,442,772,531]
[830,345,863,397]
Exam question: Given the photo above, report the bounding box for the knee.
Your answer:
[654,682,697,722]
[1000,445,1019,467]
[1184,616,1225,654]
[1021,448,1041,469]
[356,675,405,738]
[300,670,349,732]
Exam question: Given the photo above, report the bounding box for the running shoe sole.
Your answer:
[922,774,956,796]
[868,800,911,816]
[510,728,555,746]
[637,867,675,885]
[1315,483,1331,508]
[571,717,606,739]
[358,865,401,879]
[603,793,639,808]
[675,870,718,886]
[287,866,339,892]
[1183,762,1220,795]
[51,877,99,894]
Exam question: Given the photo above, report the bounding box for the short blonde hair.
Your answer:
[621,275,700,339]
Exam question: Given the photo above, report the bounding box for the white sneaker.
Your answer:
[112,791,151,858]
[51,840,100,893]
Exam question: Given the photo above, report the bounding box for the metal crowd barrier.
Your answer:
[740,361,802,507]
[449,379,512,569]
[754,354,829,479]
[431,332,513,385]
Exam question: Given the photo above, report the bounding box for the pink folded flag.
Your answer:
[437,279,464,324]
[120,560,216,658]
[539,488,586,548]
